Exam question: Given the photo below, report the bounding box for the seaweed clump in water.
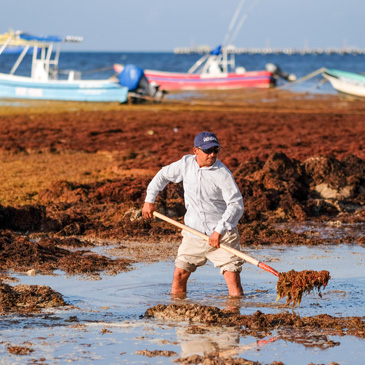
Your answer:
[276,270,331,306]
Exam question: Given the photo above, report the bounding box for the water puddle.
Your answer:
[275,221,365,242]
[1,243,364,364]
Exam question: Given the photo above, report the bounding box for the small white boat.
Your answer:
[322,68,365,98]
[0,30,129,103]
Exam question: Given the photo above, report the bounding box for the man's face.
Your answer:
[193,146,220,167]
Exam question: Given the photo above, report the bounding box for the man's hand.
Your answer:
[142,202,156,219]
[209,231,222,248]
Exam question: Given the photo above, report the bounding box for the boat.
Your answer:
[0,30,129,103]
[144,45,275,90]
[142,0,295,91]
[322,68,365,98]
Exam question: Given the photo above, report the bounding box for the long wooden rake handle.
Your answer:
[153,211,280,277]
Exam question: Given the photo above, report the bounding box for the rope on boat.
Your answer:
[304,77,329,92]
[210,67,329,102]
[57,65,114,75]
[81,66,114,74]
[276,67,328,90]
[239,67,329,99]
[240,67,328,96]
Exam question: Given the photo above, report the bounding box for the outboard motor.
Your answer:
[266,63,296,82]
[117,64,166,103]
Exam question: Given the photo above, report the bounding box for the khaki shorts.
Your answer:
[175,227,243,275]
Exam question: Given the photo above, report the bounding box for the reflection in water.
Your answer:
[177,323,279,358]
[277,329,340,349]
[171,295,243,357]
[220,336,279,358]
[172,295,278,358]
[224,296,243,314]
[176,325,240,358]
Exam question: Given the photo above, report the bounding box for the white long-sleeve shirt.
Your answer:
[145,155,244,236]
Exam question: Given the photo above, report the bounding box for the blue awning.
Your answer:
[19,33,63,43]
[16,32,83,44]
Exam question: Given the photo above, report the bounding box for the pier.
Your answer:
[174,47,365,55]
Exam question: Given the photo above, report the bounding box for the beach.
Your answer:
[0,89,364,364]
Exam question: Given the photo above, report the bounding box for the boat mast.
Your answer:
[187,0,261,75]
[222,0,261,72]
[224,0,261,47]
[223,0,246,47]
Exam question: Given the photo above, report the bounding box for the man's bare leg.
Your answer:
[224,271,243,296]
[171,267,191,295]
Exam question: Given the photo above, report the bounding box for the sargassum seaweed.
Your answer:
[276,270,331,306]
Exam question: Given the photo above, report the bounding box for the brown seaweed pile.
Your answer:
[0,103,364,248]
[136,349,178,358]
[174,354,263,364]
[0,230,134,276]
[145,304,365,339]
[276,270,331,306]
[0,280,66,313]
[7,346,34,355]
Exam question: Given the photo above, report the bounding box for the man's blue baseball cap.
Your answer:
[194,131,220,149]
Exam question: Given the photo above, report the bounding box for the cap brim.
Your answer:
[199,141,220,149]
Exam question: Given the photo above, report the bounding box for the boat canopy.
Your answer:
[0,30,83,80]
[19,33,63,43]
[0,30,83,48]
[18,32,82,44]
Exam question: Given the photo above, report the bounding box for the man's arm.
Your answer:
[142,157,185,219]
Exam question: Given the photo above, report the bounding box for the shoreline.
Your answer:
[1,89,365,115]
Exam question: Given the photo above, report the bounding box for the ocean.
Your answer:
[1,51,364,94]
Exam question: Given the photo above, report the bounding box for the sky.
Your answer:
[2,0,364,52]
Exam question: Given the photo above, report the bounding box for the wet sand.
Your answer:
[0,90,364,363]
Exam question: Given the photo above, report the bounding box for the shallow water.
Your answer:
[1,242,364,364]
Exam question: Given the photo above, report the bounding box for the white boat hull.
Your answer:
[0,73,129,102]
[323,69,365,98]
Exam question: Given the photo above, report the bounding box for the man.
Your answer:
[142,131,244,296]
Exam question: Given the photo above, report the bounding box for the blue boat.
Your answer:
[0,30,129,103]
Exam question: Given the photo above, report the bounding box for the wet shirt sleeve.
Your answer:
[145,158,184,203]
